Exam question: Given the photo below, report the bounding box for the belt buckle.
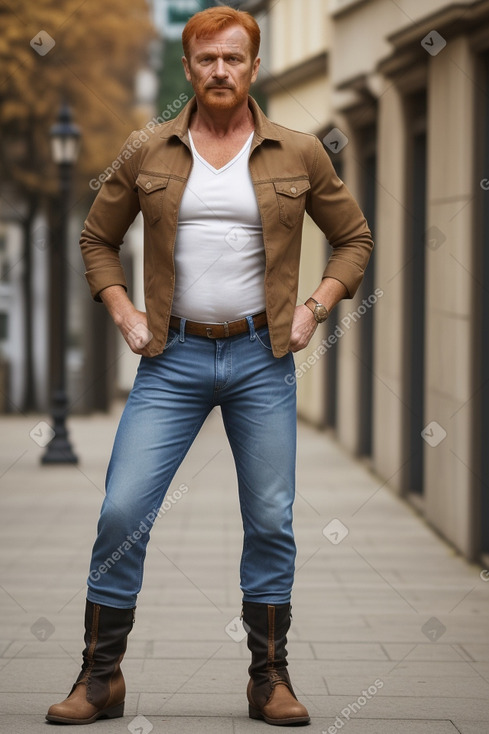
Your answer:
[205,320,231,338]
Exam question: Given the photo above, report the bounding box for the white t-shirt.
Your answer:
[171,130,266,323]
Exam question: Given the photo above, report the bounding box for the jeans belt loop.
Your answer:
[246,314,257,340]
[179,317,186,342]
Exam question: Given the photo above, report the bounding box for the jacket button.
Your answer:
[145,181,152,189]
[290,186,297,194]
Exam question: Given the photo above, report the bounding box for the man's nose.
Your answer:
[213,58,228,78]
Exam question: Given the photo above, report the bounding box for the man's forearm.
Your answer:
[100,285,136,326]
[308,276,348,314]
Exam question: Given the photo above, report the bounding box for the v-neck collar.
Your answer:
[187,130,254,174]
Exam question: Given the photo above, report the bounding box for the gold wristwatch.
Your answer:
[305,297,329,323]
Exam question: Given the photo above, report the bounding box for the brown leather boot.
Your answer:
[46,600,135,724]
[242,601,310,726]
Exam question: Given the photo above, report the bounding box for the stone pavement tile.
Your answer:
[461,644,489,661]
[133,658,247,695]
[0,712,138,734]
[452,723,489,734]
[472,662,489,679]
[0,657,144,694]
[287,612,371,637]
[0,658,76,693]
[382,643,475,662]
[310,694,489,722]
[1,639,79,660]
[345,614,489,645]
[308,721,460,734]
[138,691,244,717]
[128,607,230,642]
[128,716,235,734]
[312,642,389,660]
[388,660,488,678]
[327,673,488,699]
[318,659,467,682]
[320,659,485,679]
[149,640,247,660]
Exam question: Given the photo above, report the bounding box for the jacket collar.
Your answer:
[159,95,284,143]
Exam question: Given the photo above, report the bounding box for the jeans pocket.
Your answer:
[163,328,180,352]
[255,327,273,351]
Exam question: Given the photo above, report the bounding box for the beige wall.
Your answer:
[370,81,408,489]
[268,0,328,75]
[334,119,369,454]
[330,0,457,87]
[266,77,331,135]
[424,35,476,556]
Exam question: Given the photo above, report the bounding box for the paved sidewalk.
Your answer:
[0,404,488,734]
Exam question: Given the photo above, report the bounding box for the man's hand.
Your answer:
[288,305,317,353]
[100,285,153,356]
[289,278,348,352]
[117,309,153,355]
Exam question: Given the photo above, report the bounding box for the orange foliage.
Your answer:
[0,0,156,200]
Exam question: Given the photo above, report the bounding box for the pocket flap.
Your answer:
[273,179,311,198]
[135,173,169,194]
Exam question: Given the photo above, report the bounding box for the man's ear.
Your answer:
[251,56,260,84]
[182,55,192,83]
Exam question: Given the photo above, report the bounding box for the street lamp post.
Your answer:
[42,103,80,465]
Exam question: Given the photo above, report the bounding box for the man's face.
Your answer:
[183,24,260,111]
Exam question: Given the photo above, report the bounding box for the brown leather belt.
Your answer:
[169,311,267,339]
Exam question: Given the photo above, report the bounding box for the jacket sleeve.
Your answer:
[305,136,374,298]
[80,131,142,301]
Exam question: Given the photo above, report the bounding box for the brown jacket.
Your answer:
[80,96,373,358]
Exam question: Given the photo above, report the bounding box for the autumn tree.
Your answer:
[0,0,155,410]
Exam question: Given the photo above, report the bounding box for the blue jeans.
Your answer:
[86,316,297,609]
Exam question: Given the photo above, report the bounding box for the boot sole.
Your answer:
[249,704,310,726]
[46,701,124,725]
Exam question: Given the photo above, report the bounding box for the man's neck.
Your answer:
[189,98,254,138]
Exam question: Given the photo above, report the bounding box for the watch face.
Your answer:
[315,304,328,322]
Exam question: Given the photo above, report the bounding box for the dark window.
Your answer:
[479,54,489,554]
[357,124,377,457]
[0,313,8,340]
[403,90,427,495]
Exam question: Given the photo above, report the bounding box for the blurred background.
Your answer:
[0,0,488,565]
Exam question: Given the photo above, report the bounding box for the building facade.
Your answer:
[255,0,489,563]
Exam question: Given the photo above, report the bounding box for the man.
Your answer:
[46,5,373,728]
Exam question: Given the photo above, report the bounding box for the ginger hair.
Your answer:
[182,6,260,61]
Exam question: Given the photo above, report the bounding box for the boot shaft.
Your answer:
[242,601,291,678]
[75,601,135,707]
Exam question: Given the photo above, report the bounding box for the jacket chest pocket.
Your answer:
[273,179,311,229]
[135,172,169,225]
